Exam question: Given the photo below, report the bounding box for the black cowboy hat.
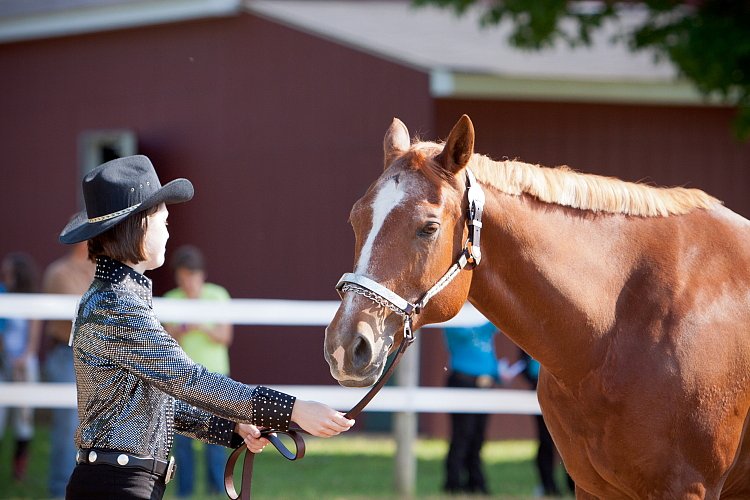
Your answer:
[59,155,194,244]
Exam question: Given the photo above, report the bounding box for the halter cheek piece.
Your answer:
[336,168,485,341]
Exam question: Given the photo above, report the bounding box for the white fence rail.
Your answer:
[0,293,491,326]
[0,293,540,414]
[0,383,540,413]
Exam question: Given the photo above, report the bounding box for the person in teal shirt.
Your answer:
[442,320,499,494]
[164,245,232,497]
[520,350,575,497]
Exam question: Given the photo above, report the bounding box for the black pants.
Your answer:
[66,463,166,499]
[535,414,575,496]
[444,371,490,493]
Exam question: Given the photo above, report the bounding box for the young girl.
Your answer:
[59,155,353,499]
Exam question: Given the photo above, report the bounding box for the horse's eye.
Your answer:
[419,222,440,237]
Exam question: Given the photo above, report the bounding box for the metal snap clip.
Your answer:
[165,456,176,484]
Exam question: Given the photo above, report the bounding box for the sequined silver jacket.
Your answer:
[71,256,295,460]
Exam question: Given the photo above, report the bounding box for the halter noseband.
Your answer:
[335,168,485,341]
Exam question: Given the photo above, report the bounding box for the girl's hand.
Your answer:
[290,400,355,437]
[235,423,271,453]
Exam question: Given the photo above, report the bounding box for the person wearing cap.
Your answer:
[442,320,500,495]
[60,155,354,499]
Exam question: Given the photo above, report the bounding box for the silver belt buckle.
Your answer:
[476,375,494,388]
[164,456,176,484]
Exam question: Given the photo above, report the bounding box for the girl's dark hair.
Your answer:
[2,252,40,293]
[88,205,159,263]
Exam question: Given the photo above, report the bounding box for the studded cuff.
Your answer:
[229,431,245,449]
[251,386,295,431]
[207,416,241,447]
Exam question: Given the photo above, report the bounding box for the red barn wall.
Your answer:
[0,13,431,398]
[436,99,750,216]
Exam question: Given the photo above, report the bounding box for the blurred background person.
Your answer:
[0,252,42,481]
[519,349,575,497]
[163,244,233,497]
[41,240,95,498]
[442,320,500,495]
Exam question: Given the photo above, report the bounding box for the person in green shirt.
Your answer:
[164,245,232,497]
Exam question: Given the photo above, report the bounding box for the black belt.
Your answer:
[76,448,176,484]
[450,371,496,388]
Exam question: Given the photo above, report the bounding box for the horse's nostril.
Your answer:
[351,334,372,372]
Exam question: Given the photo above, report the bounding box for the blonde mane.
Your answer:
[470,154,720,217]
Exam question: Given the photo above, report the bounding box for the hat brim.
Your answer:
[59,178,194,244]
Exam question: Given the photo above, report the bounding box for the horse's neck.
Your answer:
[468,192,638,379]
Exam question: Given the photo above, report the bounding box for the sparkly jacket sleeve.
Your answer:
[76,286,294,446]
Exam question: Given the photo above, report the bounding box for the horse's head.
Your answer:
[325,115,480,387]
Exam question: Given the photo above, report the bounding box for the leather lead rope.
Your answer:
[344,328,411,420]
[223,334,412,499]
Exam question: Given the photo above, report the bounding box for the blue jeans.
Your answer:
[173,433,227,497]
[44,344,79,498]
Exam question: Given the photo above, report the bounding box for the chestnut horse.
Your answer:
[324,115,750,499]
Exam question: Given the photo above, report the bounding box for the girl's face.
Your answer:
[141,203,169,271]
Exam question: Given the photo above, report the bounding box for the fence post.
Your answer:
[394,331,420,497]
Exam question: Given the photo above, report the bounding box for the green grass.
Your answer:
[0,424,572,499]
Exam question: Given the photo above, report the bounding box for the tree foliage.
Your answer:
[414,0,750,140]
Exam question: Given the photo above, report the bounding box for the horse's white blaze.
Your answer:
[355,180,405,274]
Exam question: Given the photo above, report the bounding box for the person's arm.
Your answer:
[235,423,270,453]
[173,399,247,448]
[202,322,232,346]
[163,322,185,341]
[97,293,352,437]
[164,322,230,344]
[42,266,79,343]
[174,397,354,449]
[14,319,42,375]
[289,399,354,437]
[26,319,42,356]
[205,286,232,345]
[198,401,356,449]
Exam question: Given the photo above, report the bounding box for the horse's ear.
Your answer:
[437,114,475,175]
[383,118,410,170]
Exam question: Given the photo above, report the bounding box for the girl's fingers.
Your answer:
[244,436,270,452]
